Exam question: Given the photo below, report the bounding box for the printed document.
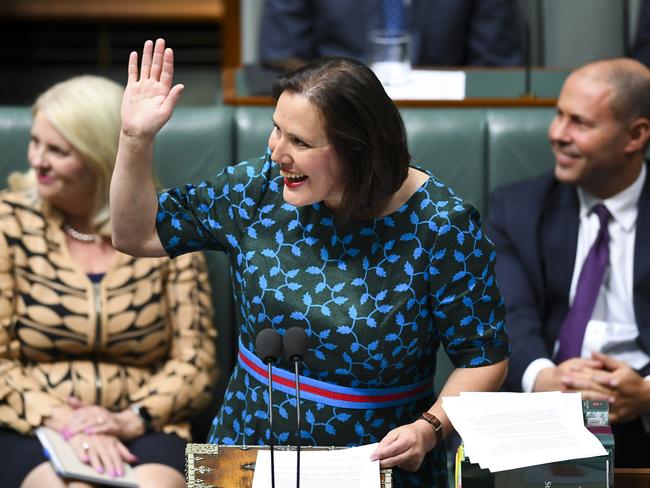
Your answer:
[251,443,379,488]
[442,392,607,472]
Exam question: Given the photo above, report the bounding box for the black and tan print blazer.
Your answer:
[0,191,217,440]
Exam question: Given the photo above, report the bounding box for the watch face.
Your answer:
[132,405,153,429]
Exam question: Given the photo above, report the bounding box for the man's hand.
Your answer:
[534,357,604,392]
[586,352,650,423]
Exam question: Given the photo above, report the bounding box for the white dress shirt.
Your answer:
[522,164,649,392]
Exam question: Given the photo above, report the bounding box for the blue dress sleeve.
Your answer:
[430,201,510,367]
[156,154,281,257]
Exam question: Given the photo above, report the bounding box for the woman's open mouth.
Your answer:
[281,169,308,187]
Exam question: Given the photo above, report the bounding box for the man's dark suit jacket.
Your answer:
[486,169,650,391]
[259,0,522,67]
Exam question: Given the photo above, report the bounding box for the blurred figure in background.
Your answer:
[259,0,523,69]
[0,75,216,487]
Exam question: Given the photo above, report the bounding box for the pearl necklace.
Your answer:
[63,224,97,243]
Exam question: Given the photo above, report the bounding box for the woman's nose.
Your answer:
[29,144,47,167]
[270,137,287,164]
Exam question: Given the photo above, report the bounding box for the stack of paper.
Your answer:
[442,392,607,472]
[382,70,466,100]
[251,443,379,488]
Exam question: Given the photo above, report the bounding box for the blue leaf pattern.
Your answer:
[156,155,509,488]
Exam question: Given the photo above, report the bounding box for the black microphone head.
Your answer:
[255,328,283,363]
[283,327,309,361]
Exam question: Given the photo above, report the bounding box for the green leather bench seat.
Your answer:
[487,108,555,191]
[0,104,558,439]
[402,108,487,211]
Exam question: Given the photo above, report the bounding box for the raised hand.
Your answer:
[121,38,184,138]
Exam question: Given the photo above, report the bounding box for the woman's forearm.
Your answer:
[110,132,165,257]
[427,359,509,437]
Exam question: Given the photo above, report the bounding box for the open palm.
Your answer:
[121,38,184,138]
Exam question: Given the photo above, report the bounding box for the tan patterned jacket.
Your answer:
[0,191,217,440]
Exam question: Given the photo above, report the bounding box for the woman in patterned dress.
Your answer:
[0,75,216,487]
[111,39,510,487]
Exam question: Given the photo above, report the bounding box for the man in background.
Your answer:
[487,58,650,467]
[259,0,522,68]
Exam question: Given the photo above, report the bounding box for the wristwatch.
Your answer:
[419,411,443,445]
[130,404,154,432]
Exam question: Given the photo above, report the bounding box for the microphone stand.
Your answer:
[293,357,303,488]
[517,0,536,99]
[283,327,309,488]
[266,360,277,488]
[256,329,283,488]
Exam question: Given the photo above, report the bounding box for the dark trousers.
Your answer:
[612,418,650,468]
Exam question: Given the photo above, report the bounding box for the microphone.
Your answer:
[255,328,283,488]
[516,0,536,98]
[283,327,309,488]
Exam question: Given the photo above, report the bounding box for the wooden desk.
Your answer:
[0,0,224,22]
[615,468,650,488]
[222,66,569,107]
[0,0,242,68]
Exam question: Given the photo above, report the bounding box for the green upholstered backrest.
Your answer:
[0,107,32,186]
[233,106,275,162]
[0,103,563,438]
[154,106,237,441]
[0,105,237,190]
[401,108,487,212]
[155,106,234,187]
[486,108,556,192]
[233,107,489,213]
[0,105,237,442]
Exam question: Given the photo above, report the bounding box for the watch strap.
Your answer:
[419,411,443,445]
[130,404,154,432]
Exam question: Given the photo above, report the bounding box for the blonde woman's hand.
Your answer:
[69,432,137,478]
[121,38,184,138]
[63,399,120,437]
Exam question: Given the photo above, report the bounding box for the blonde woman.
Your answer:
[0,76,217,488]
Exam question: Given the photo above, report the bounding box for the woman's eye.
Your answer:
[50,146,67,156]
[293,138,308,148]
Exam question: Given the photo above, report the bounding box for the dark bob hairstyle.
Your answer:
[272,57,410,222]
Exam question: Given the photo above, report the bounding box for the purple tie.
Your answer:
[555,204,611,363]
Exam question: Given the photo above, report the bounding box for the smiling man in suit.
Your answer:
[487,58,650,467]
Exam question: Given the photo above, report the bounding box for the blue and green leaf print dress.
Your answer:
[156,153,510,488]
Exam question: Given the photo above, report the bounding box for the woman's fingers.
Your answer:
[73,434,131,478]
[159,47,175,88]
[150,38,166,81]
[94,437,125,478]
[128,51,139,84]
[65,407,114,436]
[139,39,154,80]
[117,441,139,463]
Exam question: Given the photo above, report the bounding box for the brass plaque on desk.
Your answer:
[185,443,392,488]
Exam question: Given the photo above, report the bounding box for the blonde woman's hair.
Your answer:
[8,75,123,237]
